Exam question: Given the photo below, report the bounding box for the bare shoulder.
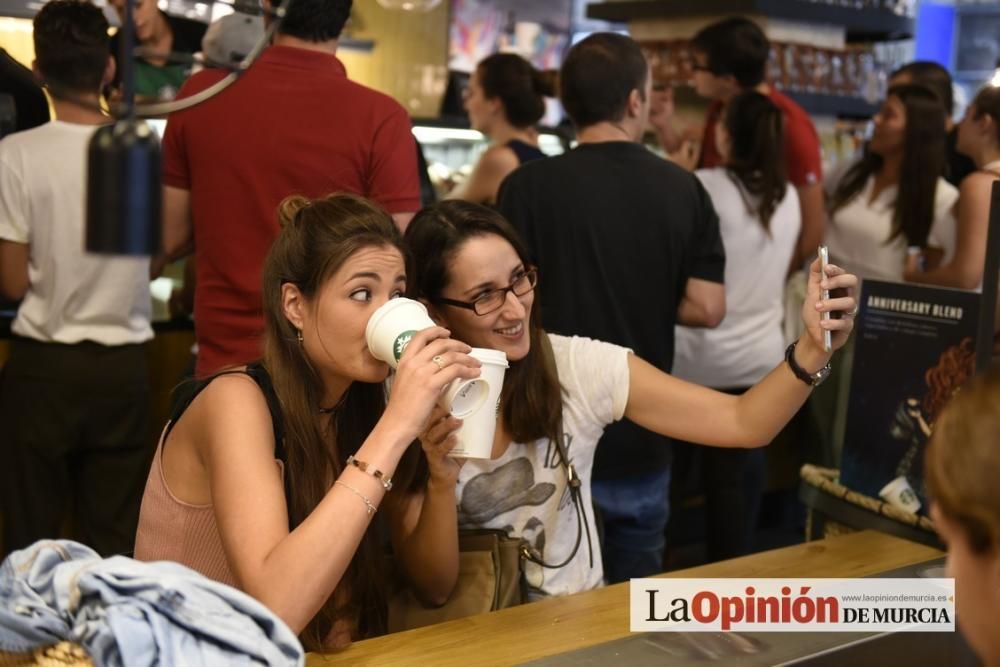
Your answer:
[479,144,521,172]
[180,371,278,465]
[960,170,999,194]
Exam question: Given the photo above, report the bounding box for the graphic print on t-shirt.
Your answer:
[458,457,554,524]
[458,433,583,593]
[459,457,555,591]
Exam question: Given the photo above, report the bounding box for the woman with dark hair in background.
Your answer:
[824,84,958,283]
[394,200,856,602]
[889,60,976,187]
[134,194,481,650]
[814,85,959,467]
[449,53,554,205]
[672,91,801,561]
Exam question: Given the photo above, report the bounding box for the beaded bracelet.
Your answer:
[346,455,393,491]
[334,481,377,517]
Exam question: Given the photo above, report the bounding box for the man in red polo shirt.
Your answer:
[160,0,420,377]
[651,17,824,273]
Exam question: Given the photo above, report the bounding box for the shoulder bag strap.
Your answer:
[520,420,595,570]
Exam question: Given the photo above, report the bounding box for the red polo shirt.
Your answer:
[699,89,822,188]
[162,46,420,377]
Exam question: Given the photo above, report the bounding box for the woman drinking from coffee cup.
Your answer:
[395,201,858,601]
[133,194,481,650]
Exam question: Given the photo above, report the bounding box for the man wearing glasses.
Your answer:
[650,17,824,274]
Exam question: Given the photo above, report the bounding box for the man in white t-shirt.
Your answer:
[0,1,153,557]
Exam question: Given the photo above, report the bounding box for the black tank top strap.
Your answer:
[164,362,286,465]
[506,138,546,165]
[243,362,286,464]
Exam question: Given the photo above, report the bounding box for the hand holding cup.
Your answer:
[380,326,481,445]
[419,405,466,487]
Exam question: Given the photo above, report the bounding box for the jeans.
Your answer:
[591,467,671,584]
[0,540,303,666]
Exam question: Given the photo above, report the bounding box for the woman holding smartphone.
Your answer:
[389,200,857,603]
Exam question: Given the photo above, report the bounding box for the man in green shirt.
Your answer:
[108,0,207,101]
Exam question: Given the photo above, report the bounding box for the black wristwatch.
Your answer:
[785,341,832,387]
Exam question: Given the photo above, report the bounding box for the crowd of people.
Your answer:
[0,0,998,662]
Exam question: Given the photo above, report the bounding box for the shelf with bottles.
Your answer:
[586,0,915,42]
[644,39,895,119]
[411,118,572,201]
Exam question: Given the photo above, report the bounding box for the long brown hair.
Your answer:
[261,192,414,648]
[829,84,947,247]
[721,90,787,232]
[925,364,1000,554]
[403,201,563,449]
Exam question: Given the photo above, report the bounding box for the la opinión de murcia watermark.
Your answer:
[630,579,955,632]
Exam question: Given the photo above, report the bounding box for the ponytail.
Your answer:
[722,91,787,232]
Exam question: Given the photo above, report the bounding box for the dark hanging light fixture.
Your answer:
[84,0,284,256]
[85,0,161,256]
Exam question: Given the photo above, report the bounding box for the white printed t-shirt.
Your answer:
[455,334,631,598]
[0,121,152,345]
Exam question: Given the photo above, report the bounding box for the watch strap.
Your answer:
[785,341,831,387]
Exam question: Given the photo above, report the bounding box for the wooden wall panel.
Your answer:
[339,1,450,118]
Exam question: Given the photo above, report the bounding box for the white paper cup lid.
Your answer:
[469,347,508,367]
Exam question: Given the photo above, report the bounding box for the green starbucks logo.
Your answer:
[394,330,417,361]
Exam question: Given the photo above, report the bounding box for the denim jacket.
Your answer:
[0,540,303,666]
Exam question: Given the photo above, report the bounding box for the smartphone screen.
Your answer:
[818,245,832,353]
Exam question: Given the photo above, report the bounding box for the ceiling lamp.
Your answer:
[376,0,443,12]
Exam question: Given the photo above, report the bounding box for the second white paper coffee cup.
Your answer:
[879,475,921,514]
[448,348,508,459]
[365,298,436,369]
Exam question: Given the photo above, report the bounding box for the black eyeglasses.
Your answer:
[436,268,538,316]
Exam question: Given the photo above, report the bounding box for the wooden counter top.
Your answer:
[307,530,943,667]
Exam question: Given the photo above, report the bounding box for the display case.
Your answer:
[412,118,573,203]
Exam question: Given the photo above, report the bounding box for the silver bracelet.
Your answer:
[334,480,378,517]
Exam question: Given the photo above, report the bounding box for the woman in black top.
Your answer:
[449,53,553,205]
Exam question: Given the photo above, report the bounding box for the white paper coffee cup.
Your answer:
[365,298,436,369]
[879,475,922,514]
[448,348,508,460]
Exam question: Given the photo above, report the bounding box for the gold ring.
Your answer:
[432,355,446,370]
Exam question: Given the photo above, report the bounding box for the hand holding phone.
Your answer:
[818,245,832,353]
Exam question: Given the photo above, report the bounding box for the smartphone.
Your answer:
[818,245,832,353]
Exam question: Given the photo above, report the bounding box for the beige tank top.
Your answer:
[133,420,353,649]
[133,423,284,588]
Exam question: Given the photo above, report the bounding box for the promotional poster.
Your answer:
[839,280,980,512]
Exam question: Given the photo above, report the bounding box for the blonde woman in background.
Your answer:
[925,365,1000,667]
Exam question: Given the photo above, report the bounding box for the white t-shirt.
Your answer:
[0,121,152,345]
[455,334,631,598]
[673,168,801,388]
[823,172,958,283]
